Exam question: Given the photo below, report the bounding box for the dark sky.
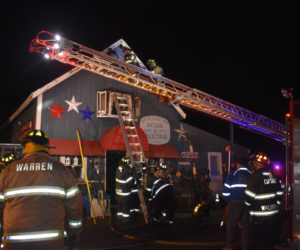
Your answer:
[1,3,299,161]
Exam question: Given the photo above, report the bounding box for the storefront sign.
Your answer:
[181,152,199,159]
[140,116,170,145]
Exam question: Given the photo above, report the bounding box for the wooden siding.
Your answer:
[40,70,180,145]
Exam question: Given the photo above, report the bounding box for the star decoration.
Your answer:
[80,106,95,121]
[65,96,82,113]
[174,123,188,141]
[48,102,66,119]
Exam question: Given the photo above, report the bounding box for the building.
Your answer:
[3,38,249,202]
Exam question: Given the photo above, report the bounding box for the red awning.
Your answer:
[99,125,149,152]
[49,138,105,156]
[146,144,181,159]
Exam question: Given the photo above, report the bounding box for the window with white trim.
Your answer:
[96,91,141,119]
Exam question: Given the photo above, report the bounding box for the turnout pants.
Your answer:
[148,185,176,222]
[248,215,280,250]
[226,200,249,249]
[116,195,131,219]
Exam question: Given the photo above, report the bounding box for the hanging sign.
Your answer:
[140,116,170,145]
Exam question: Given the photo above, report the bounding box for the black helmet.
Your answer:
[0,153,16,166]
[121,156,130,165]
[22,129,49,147]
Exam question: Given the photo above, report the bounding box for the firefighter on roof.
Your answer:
[0,129,83,250]
[115,156,135,223]
[148,162,176,225]
[122,47,139,66]
[244,152,283,250]
[147,59,163,76]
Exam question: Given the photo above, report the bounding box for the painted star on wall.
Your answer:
[48,102,66,119]
[80,106,95,121]
[65,96,82,113]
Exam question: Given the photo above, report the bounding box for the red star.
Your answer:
[48,102,66,119]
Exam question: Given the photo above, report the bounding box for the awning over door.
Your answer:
[99,125,149,151]
[49,138,105,156]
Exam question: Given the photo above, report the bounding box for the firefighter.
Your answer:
[147,59,163,76]
[0,129,83,250]
[244,152,283,250]
[222,158,252,250]
[115,156,134,223]
[148,163,176,225]
[0,153,16,172]
[122,47,139,66]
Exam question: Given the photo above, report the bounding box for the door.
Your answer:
[208,152,223,198]
[105,150,126,204]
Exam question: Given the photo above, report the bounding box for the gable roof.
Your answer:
[8,38,146,124]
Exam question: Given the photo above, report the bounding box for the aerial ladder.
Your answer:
[29,30,287,225]
[29,31,286,143]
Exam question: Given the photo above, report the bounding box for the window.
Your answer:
[96,91,140,119]
[97,91,107,116]
[208,152,223,180]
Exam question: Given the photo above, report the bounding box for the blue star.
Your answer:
[80,106,95,121]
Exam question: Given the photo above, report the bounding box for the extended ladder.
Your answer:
[29,31,286,142]
[112,94,149,224]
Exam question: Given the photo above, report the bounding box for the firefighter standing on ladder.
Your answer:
[0,130,83,250]
[245,152,283,250]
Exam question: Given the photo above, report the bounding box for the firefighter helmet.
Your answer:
[22,129,49,147]
[121,156,130,165]
[0,153,16,166]
[159,161,167,169]
[255,152,270,166]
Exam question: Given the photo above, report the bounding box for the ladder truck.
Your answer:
[29,31,287,224]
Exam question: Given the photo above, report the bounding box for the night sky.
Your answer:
[1,3,299,162]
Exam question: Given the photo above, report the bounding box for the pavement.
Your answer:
[76,208,230,250]
[76,206,296,250]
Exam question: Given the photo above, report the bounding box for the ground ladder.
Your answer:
[112,94,149,224]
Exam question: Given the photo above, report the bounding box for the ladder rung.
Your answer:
[119,103,128,107]
[117,96,127,100]
[121,111,130,114]
[128,134,138,137]
[132,151,143,154]
[122,117,133,121]
[125,126,135,129]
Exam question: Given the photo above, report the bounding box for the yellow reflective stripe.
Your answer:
[66,186,79,198]
[250,210,279,216]
[245,189,256,198]
[69,219,82,228]
[255,193,276,200]
[4,186,66,199]
[116,176,133,184]
[4,230,65,242]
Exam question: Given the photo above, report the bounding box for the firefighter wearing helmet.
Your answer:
[115,155,135,223]
[148,161,176,225]
[0,129,83,249]
[0,153,16,172]
[244,152,283,250]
